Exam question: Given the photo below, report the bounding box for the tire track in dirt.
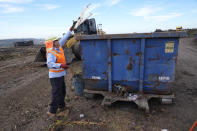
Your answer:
[0,53,50,130]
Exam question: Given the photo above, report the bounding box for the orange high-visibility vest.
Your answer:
[45,41,66,73]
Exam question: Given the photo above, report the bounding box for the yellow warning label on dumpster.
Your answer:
[165,42,174,53]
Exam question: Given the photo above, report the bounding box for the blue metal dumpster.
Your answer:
[77,32,186,112]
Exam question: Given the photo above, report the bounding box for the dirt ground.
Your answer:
[0,38,197,131]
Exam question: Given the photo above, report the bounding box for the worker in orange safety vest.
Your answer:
[46,22,76,118]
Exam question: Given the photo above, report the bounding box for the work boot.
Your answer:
[47,111,56,118]
[57,108,70,118]
[58,107,66,112]
[58,105,70,112]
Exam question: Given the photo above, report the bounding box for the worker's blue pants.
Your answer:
[49,76,66,114]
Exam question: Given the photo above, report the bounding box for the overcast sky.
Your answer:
[0,0,197,39]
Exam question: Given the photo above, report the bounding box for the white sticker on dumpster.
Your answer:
[159,76,170,81]
[165,42,174,53]
[92,76,101,80]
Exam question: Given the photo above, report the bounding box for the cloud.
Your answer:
[0,0,33,13]
[144,13,182,22]
[0,4,24,13]
[88,3,101,12]
[131,7,162,16]
[92,12,100,17]
[130,6,182,22]
[191,9,197,14]
[105,0,122,6]
[36,4,60,10]
[0,0,33,3]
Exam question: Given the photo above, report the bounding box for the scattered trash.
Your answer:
[70,121,105,126]
[113,84,128,96]
[50,120,105,130]
[80,114,84,118]
[161,129,169,131]
[127,93,138,101]
[161,98,173,104]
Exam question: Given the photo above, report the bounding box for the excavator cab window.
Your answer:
[74,18,97,35]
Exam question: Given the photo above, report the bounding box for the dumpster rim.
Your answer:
[76,31,186,40]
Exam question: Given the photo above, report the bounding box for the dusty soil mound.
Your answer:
[0,45,42,61]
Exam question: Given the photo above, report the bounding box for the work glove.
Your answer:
[60,64,68,69]
[69,21,77,31]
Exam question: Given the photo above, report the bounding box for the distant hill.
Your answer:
[0,38,45,47]
[154,28,197,38]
